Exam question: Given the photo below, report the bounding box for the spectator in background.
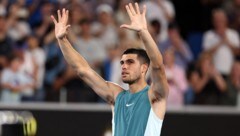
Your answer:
[34,1,54,42]
[189,52,227,105]
[223,58,240,106]
[96,0,116,7]
[203,9,240,77]
[7,2,32,43]
[115,0,136,40]
[163,49,188,106]
[0,54,34,103]
[115,0,130,26]
[0,15,14,71]
[185,62,197,105]
[26,36,46,101]
[223,0,240,34]
[141,0,175,42]
[103,45,128,90]
[69,4,88,35]
[15,48,36,101]
[70,18,106,73]
[43,26,66,101]
[92,4,118,49]
[66,18,106,102]
[159,23,193,69]
[221,0,240,57]
[13,42,37,101]
[53,65,99,102]
[148,19,161,42]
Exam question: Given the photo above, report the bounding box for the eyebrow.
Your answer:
[120,59,135,64]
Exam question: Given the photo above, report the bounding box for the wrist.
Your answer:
[137,28,148,34]
[57,36,68,41]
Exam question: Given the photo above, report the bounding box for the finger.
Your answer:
[126,5,133,20]
[142,5,146,16]
[120,24,137,31]
[66,10,69,24]
[135,3,140,14]
[129,3,136,15]
[51,15,57,24]
[62,8,66,19]
[65,25,71,30]
[120,24,130,29]
[57,9,61,22]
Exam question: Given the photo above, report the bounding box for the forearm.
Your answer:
[138,29,163,68]
[57,37,91,75]
[228,44,239,55]
[206,42,222,54]
[193,76,209,93]
[139,29,168,99]
[1,83,12,90]
[44,30,55,45]
[214,75,227,92]
[177,42,193,62]
[173,75,188,92]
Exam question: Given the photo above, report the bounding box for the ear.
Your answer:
[141,63,148,74]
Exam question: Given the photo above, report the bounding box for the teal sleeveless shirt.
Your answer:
[113,85,151,136]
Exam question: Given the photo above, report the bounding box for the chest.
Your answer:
[116,92,151,123]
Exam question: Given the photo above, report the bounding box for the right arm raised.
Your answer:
[51,9,123,104]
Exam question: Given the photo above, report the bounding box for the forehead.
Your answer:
[213,11,226,19]
[121,54,138,61]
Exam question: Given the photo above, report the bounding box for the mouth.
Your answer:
[122,72,129,76]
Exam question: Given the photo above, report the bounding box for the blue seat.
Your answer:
[187,32,203,60]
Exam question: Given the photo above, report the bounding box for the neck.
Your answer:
[128,78,148,93]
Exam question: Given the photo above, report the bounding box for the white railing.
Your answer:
[0,103,240,114]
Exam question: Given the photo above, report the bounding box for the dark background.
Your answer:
[1,107,240,136]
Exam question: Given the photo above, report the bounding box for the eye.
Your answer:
[126,59,134,64]
[120,61,124,65]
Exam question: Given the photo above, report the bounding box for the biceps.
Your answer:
[80,70,122,102]
[151,67,169,98]
[81,70,110,93]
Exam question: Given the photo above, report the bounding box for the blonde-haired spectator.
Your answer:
[189,52,227,105]
[163,49,188,106]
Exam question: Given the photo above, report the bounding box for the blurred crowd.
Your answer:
[0,0,239,106]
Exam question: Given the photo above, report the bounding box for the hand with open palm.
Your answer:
[51,9,71,39]
[120,3,147,32]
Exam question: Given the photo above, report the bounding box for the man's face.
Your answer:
[80,23,91,34]
[120,54,145,84]
[213,11,227,30]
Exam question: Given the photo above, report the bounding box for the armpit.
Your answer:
[106,95,115,105]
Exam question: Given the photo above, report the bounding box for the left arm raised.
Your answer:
[120,3,169,102]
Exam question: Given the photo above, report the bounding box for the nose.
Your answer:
[121,63,127,70]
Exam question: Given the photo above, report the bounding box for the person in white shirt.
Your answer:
[141,0,175,42]
[91,4,118,49]
[27,36,46,101]
[203,9,240,77]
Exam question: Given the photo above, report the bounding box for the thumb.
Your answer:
[65,25,71,30]
[120,24,131,29]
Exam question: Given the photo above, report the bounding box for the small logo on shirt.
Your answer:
[126,103,134,107]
